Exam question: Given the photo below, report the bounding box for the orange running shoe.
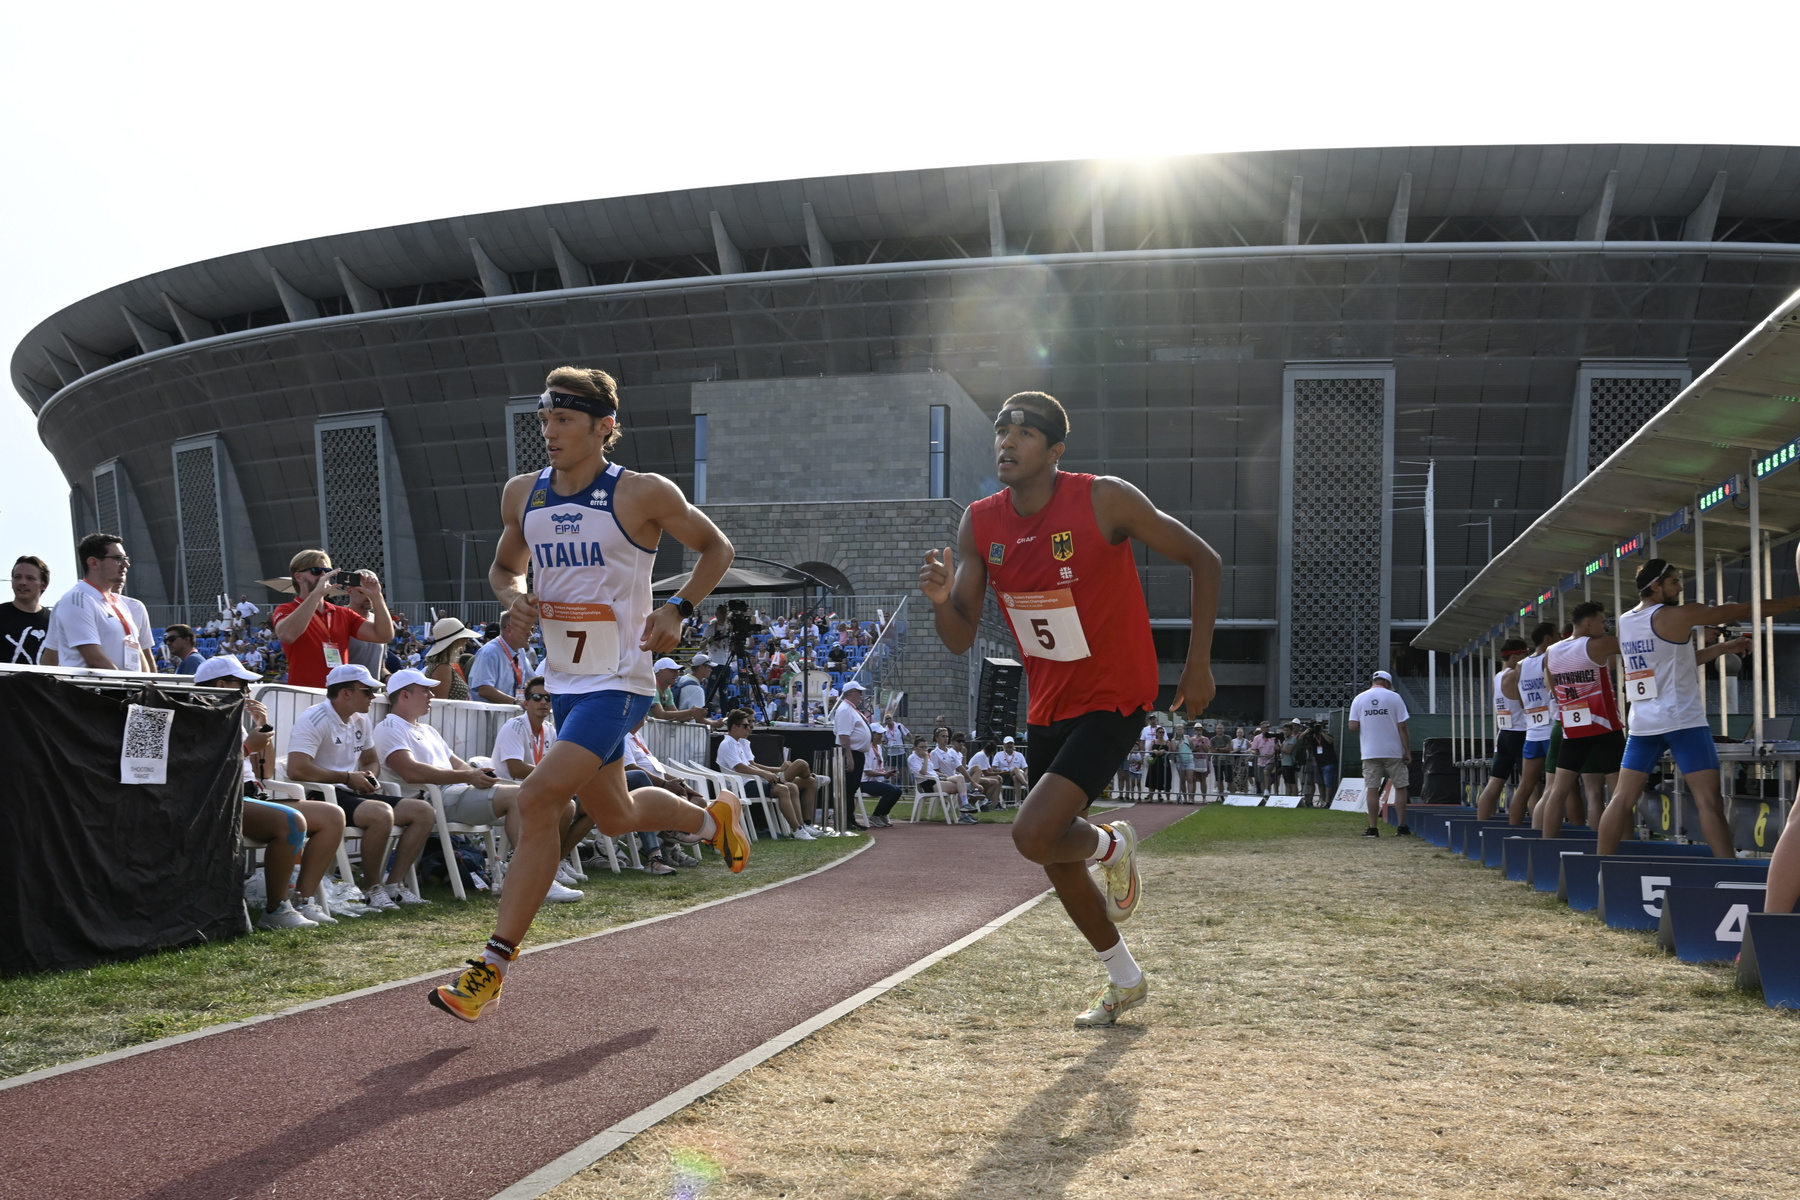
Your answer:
[428,958,503,1022]
[708,795,751,873]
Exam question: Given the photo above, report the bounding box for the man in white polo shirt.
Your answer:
[377,668,582,903]
[1348,670,1412,838]
[284,663,437,911]
[833,680,900,828]
[44,533,153,671]
[717,709,819,839]
[992,735,1029,794]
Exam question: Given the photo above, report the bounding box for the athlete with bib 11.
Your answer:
[430,367,747,1022]
[920,392,1221,1028]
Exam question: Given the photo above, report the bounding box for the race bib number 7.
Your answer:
[1000,589,1091,662]
[539,601,619,675]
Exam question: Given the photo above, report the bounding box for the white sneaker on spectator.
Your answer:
[362,886,398,912]
[391,883,429,906]
[793,825,817,840]
[555,863,582,887]
[257,901,317,930]
[294,898,339,925]
[545,879,585,903]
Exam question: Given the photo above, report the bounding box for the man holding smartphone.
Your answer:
[273,549,396,689]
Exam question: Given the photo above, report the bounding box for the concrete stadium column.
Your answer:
[120,307,173,354]
[270,269,320,324]
[1562,364,1692,492]
[161,293,214,343]
[469,238,513,297]
[1090,185,1106,253]
[802,203,834,269]
[89,458,170,607]
[1577,170,1617,241]
[1278,364,1396,712]
[60,335,106,376]
[334,258,385,313]
[170,435,262,613]
[1682,171,1728,242]
[312,413,425,604]
[1385,173,1411,243]
[988,189,1006,257]
[547,227,588,290]
[42,347,81,387]
[1284,176,1304,245]
[710,212,744,275]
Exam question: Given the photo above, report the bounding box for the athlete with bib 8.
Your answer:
[430,366,747,1023]
[920,391,1221,1027]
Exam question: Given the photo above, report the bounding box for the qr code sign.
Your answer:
[120,704,174,785]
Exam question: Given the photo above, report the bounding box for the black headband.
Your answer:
[538,389,617,419]
[1636,558,1674,593]
[995,406,1066,445]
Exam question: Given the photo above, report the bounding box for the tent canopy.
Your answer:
[651,565,807,595]
[1415,286,1800,654]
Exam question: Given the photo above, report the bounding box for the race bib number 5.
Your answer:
[539,601,619,675]
[1000,589,1091,662]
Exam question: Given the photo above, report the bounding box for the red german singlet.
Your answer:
[969,472,1159,725]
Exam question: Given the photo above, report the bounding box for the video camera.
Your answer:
[726,599,764,658]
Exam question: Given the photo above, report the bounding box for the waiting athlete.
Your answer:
[1595,558,1770,858]
[430,367,748,1022]
[1474,638,1529,821]
[919,391,1220,1028]
[1508,622,1558,825]
[1541,602,1627,839]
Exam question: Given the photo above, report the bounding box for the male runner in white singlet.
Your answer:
[1474,638,1529,821]
[430,367,746,1022]
[1508,622,1558,825]
[1595,558,1774,858]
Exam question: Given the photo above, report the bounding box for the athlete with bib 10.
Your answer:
[920,392,1221,1027]
[430,367,748,1022]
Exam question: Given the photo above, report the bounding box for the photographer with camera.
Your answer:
[272,549,395,690]
[1295,718,1334,807]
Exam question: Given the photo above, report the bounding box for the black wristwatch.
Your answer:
[257,724,274,734]
[666,595,694,620]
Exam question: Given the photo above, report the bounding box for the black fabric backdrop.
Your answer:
[0,674,249,973]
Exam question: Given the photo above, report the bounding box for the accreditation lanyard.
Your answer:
[100,591,134,638]
[530,720,547,764]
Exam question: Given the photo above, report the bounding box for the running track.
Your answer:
[0,804,1195,1200]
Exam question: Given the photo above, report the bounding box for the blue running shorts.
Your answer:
[1521,738,1549,760]
[551,690,655,765]
[1621,725,1720,775]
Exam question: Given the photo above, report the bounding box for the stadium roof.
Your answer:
[20,143,1800,410]
[1413,285,1800,654]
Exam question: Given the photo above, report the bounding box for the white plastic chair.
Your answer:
[271,758,416,898]
[677,759,785,839]
[910,776,957,824]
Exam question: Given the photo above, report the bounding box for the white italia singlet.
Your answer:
[521,463,657,697]
[1616,603,1707,736]
[1493,669,1525,732]
[1517,651,1556,743]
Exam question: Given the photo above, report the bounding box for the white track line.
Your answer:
[488,889,1055,1200]
[0,839,873,1094]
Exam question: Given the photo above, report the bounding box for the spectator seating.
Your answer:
[268,759,420,899]
[910,776,957,825]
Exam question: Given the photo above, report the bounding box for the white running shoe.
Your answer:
[544,879,585,903]
[392,883,429,906]
[793,825,817,840]
[257,901,318,930]
[554,862,582,887]
[362,886,398,912]
[294,898,339,925]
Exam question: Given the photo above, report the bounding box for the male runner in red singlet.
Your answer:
[429,367,746,1022]
[1541,601,1626,839]
[920,392,1220,1027]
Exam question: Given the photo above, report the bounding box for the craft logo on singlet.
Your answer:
[1051,531,1074,561]
[988,542,1005,565]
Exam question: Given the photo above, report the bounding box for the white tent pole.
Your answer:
[1695,499,1707,698]
[1750,467,1764,749]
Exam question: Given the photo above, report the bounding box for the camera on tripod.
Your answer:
[726,599,764,658]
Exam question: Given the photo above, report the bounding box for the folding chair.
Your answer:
[678,759,784,839]
[910,777,956,824]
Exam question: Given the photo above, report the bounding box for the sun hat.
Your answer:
[426,617,475,656]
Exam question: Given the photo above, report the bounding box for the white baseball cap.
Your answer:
[1371,670,1393,683]
[688,653,712,667]
[840,680,865,693]
[193,655,258,684]
[1002,735,1016,744]
[386,667,434,694]
[325,663,377,688]
[653,657,680,672]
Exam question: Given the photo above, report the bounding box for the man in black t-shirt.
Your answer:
[1,556,52,665]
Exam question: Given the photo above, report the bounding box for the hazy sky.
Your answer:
[5,1,1798,591]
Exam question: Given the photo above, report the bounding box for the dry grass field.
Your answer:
[553,807,1800,1200]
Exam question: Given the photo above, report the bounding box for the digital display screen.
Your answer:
[1653,507,1689,539]
[1614,534,1643,560]
[1698,475,1741,512]
[1560,571,1580,592]
[1537,588,1555,607]
[1584,555,1609,577]
[1755,440,1799,479]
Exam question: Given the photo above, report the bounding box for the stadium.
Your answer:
[18,142,1800,721]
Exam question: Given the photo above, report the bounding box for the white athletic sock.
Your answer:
[1092,823,1119,864]
[1097,938,1142,987]
[696,811,718,841]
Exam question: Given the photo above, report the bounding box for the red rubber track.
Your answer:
[2,803,1195,1200]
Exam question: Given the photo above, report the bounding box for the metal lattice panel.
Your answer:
[93,467,117,536]
[319,424,386,578]
[1290,377,1385,710]
[512,409,548,476]
[175,445,223,605]
[1588,376,1681,467]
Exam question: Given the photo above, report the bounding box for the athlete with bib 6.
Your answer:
[430,367,746,1022]
[920,391,1221,1027]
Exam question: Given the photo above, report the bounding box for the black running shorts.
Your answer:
[1489,729,1527,780]
[1026,708,1148,802]
[1555,728,1625,776]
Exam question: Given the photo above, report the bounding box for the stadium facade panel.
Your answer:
[19,145,1800,719]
